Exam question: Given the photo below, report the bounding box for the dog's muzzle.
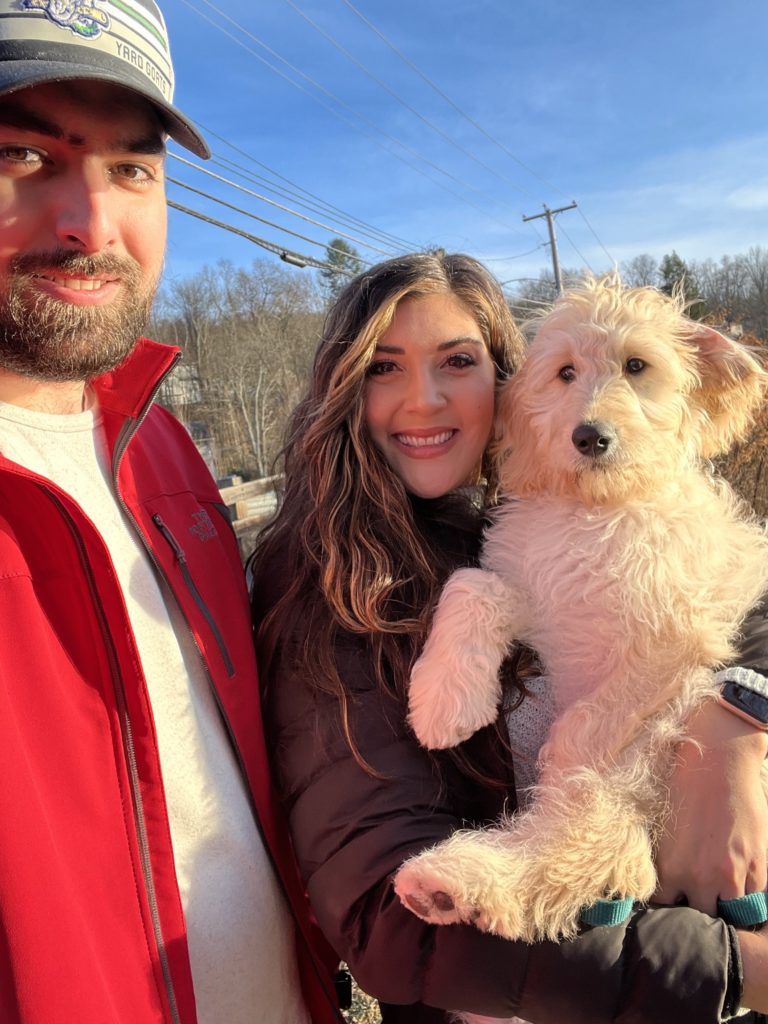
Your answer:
[572,421,616,457]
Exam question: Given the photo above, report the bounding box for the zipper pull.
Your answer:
[152,513,187,564]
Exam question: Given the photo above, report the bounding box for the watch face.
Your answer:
[723,680,768,725]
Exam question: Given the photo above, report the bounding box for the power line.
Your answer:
[178,0,528,234]
[576,206,615,267]
[481,244,548,262]
[204,147,412,252]
[209,150,414,253]
[166,176,376,265]
[169,152,395,257]
[283,0,539,202]
[556,219,595,274]
[167,200,355,275]
[339,0,568,200]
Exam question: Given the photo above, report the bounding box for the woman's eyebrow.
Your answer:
[437,336,484,351]
[375,336,484,354]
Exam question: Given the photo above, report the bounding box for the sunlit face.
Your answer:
[364,291,497,499]
[0,80,167,381]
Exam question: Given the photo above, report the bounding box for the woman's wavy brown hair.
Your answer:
[253,251,526,774]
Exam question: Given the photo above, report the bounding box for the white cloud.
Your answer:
[726,183,768,211]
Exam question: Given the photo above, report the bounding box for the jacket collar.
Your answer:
[0,338,182,478]
[92,337,181,422]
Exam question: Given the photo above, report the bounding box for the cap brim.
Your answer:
[0,60,209,158]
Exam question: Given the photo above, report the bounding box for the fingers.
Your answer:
[656,855,767,919]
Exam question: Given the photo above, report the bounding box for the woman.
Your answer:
[251,251,768,1022]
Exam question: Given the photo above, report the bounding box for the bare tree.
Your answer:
[153,259,323,479]
[691,255,750,328]
[506,267,584,324]
[620,254,659,288]
[742,246,768,339]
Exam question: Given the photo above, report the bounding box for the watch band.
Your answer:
[714,667,768,731]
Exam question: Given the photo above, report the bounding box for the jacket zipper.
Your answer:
[47,489,182,1024]
[151,514,235,677]
[113,361,344,1022]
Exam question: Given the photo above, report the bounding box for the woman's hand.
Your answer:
[655,697,768,916]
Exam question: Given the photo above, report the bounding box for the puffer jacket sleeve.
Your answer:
[262,624,740,1024]
[735,594,768,672]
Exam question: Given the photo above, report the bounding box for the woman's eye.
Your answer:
[558,365,576,382]
[445,353,476,369]
[367,360,396,376]
[626,357,646,374]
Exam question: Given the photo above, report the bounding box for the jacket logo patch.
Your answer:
[189,510,217,542]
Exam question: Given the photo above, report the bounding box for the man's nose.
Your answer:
[54,170,117,253]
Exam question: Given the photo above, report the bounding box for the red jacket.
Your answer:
[0,339,341,1024]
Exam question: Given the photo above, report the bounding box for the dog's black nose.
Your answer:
[572,422,615,457]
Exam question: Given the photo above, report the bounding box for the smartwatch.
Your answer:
[714,667,768,731]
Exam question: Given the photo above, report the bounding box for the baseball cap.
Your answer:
[0,0,209,158]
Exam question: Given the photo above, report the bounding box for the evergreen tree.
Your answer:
[659,251,689,296]
[659,251,706,319]
[319,238,363,304]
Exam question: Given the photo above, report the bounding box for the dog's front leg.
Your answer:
[394,762,657,941]
[408,567,525,749]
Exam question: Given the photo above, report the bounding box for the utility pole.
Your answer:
[522,202,577,295]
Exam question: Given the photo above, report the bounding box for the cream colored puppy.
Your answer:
[394,274,768,946]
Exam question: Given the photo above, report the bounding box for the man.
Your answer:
[0,2,341,1022]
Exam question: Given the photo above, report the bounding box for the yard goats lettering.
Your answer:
[114,38,169,95]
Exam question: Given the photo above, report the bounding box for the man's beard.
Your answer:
[0,250,158,382]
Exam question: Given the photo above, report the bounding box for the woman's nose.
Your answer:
[404,369,447,411]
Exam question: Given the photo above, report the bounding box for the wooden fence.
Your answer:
[219,475,281,562]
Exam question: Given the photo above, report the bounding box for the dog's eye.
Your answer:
[625,358,646,374]
[558,365,576,382]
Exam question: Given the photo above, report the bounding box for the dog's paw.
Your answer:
[394,855,480,927]
[409,654,500,749]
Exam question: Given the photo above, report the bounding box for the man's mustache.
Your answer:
[9,249,142,283]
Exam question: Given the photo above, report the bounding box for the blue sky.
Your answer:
[159,0,768,293]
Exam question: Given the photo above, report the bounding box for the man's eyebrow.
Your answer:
[375,336,484,354]
[0,103,165,155]
[0,105,62,139]
[116,135,166,156]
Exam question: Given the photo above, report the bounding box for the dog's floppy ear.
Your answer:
[691,325,767,457]
[493,372,536,495]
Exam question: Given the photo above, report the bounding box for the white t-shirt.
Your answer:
[0,397,309,1024]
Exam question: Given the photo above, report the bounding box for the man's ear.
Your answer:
[691,325,767,457]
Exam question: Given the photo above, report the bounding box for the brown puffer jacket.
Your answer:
[251,511,746,1024]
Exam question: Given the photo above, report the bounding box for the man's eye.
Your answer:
[626,357,646,374]
[558,365,576,382]
[0,146,43,165]
[113,163,153,182]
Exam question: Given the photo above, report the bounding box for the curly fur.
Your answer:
[394,274,768,979]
